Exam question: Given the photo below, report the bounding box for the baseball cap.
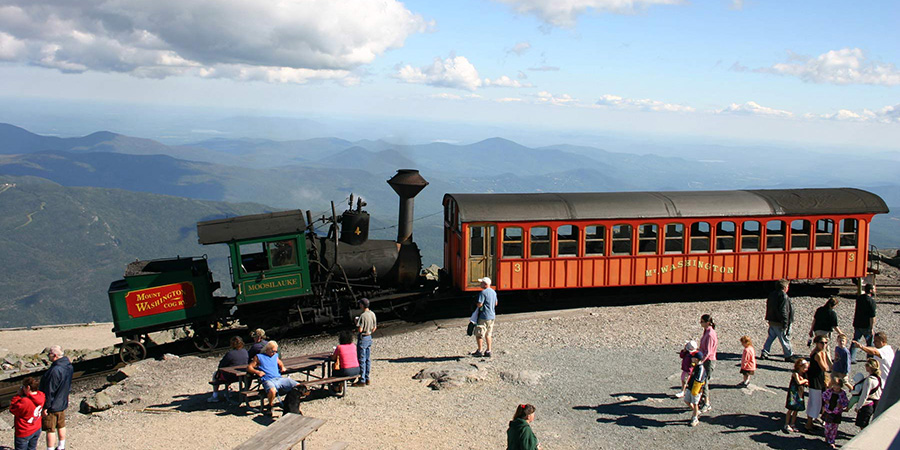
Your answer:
[685,340,698,352]
[478,277,491,286]
[693,351,704,360]
[358,298,370,308]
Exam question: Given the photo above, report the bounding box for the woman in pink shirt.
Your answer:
[333,331,361,378]
[698,314,718,412]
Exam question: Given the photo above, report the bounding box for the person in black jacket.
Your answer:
[39,345,73,450]
[761,279,795,362]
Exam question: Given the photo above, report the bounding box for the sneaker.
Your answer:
[784,356,795,363]
[207,395,221,403]
[674,391,685,399]
[365,380,370,386]
[760,352,770,360]
[484,351,492,358]
[352,381,366,387]
[471,351,483,357]
[782,425,792,434]
[700,404,711,413]
[690,417,699,427]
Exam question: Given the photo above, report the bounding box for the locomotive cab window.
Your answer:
[840,219,858,248]
[766,220,786,251]
[530,226,551,258]
[664,223,684,254]
[741,221,761,252]
[791,219,811,250]
[690,222,710,253]
[585,225,605,256]
[239,242,269,273]
[638,224,658,254]
[502,227,524,258]
[557,225,579,257]
[270,239,297,268]
[611,224,633,255]
[815,219,835,249]
[716,221,736,252]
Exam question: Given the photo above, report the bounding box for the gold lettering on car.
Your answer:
[849,253,855,262]
[645,259,735,277]
[514,263,522,273]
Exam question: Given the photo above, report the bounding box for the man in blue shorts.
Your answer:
[472,277,498,358]
[247,341,297,416]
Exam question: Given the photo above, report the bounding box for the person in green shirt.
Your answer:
[507,404,541,450]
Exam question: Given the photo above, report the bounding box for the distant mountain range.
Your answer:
[0,122,898,326]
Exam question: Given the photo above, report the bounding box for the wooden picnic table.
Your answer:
[219,351,333,391]
[231,414,326,450]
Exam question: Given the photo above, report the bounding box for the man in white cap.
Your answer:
[472,277,498,358]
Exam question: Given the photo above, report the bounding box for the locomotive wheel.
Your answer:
[119,340,147,364]
[191,326,219,352]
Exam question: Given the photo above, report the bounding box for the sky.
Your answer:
[0,0,899,149]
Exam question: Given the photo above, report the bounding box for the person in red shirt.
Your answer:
[10,377,46,450]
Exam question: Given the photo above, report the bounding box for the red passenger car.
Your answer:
[442,189,889,292]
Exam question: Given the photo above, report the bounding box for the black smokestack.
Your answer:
[387,169,428,244]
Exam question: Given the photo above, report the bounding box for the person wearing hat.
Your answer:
[248,328,268,361]
[472,277,498,358]
[683,351,707,427]
[353,298,376,387]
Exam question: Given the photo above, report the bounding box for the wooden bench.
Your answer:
[298,375,359,398]
[232,414,326,450]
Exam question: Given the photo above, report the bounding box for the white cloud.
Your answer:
[535,90,576,106]
[762,48,900,86]
[494,0,683,28]
[595,94,694,112]
[427,93,482,100]
[717,101,793,118]
[508,41,531,56]
[805,104,900,124]
[484,75,533,88]
[396,55,483,91]
[496,97,524,102]
[730,0,744,10]
[0,0,427,83]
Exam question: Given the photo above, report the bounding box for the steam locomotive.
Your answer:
[108,170,431,362]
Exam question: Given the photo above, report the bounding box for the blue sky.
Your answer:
[0,0,898,148]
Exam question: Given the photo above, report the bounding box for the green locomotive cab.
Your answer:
[197,210,312,305]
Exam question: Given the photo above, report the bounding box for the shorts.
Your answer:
[740,369,755,375]
[474,319,494,338]
[41,410,66,432]
[683,391,702,405]
[806,388,823,419]
[262,377,298,394]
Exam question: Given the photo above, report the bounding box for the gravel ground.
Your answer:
[2,265,899,450]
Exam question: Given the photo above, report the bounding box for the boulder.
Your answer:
[107,365,138,383]
[413,363,485,390]
[80,392,113,414]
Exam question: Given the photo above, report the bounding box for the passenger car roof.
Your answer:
[445,188,889,223]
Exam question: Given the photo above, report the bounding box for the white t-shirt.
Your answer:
[876,345,894,381]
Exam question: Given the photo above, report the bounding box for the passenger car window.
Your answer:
[469,226,485,257]
[791,219,811,250]
[502,227,523,259]
[557,225,579,257]
[690,222,710,253]
[716,221,736,252]
[530,226,551,258]
[664,223,684,254]
[741,221,761,252]
[815,219,834,249]
[840,219,858,248]
[585,225,605,255]
[611,224,632,255]
[766,220,786,251]
[638,224,658,254]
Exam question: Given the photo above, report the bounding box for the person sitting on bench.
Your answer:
[331,331,361,393]
[248,341,297,416]
[208,336,249,402]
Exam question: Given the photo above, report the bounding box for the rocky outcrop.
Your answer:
[413,362,488,390]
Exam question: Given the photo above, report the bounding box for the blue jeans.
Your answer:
[262,376,298,394]
[850,328,874,362]
[762,322,793,358]
[357,335,372,383]
[15,429,41,450]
